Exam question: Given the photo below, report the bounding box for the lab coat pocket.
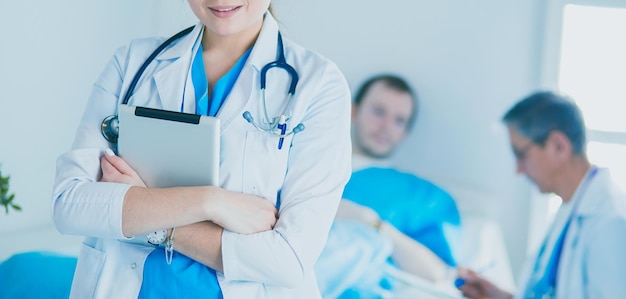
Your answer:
[242,131,291,205]
[70,242,106,299]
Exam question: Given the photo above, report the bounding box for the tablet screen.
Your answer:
[117,105,220,188]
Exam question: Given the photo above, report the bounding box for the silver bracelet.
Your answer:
[165,227,176,265]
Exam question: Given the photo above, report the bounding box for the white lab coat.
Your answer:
[52,13,352,299]
[514,167,626,299]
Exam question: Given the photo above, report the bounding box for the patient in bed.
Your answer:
[314,74,462,298]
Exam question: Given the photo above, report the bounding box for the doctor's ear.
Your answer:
[546,131,573,159]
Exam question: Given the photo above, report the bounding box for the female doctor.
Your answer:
[52,1,352,298]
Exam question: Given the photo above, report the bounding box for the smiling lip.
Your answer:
[209,6,241,18]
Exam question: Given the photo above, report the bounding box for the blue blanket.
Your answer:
[343,167,461,266]
[0,251,77,299]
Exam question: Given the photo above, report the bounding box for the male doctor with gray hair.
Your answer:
[457,91,626,299]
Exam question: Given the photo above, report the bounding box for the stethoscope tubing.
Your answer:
[121,26,195,106]
[100,26,194,144]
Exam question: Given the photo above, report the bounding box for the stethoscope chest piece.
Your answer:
[101,114,120,144]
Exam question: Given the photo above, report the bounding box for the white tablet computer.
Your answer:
[117,105,220,188]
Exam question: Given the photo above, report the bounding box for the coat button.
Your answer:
[131,262,137,269]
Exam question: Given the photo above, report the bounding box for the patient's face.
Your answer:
[352,81,413,158]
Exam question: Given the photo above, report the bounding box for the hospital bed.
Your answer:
[314,214,514,299]
[0,215,514,299]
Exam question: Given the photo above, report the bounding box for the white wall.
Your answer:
[0,0,195,259]
[1,0,547,285]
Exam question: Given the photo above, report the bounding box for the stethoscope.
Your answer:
[242,33,304,149]
[101,25,305,150]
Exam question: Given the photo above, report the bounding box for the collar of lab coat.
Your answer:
[148,12,281,131]
[553,166,624,299]
[248,12,281,72]
[153,12,280,67]
[572,167,612,217]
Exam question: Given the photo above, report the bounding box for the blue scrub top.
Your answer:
[342,167,461,266]
[138,44,252,299]
[193,44,252,116]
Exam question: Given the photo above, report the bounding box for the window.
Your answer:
[535,0,626,241]
[559,4,626,187]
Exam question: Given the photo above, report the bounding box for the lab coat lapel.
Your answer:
[217,67,255,133]
[575,168,610,217]
[153,60,188,111]
[216,13,280,134]
[153,24,203,111]
[555,168,607,298]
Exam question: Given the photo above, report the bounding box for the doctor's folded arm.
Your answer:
[51,1,352,298]
[456,91,626,299]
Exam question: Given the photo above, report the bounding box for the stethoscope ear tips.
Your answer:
[293,123,305,134]
[242,111,305,136]
[242,111,254,123]
[101,115,120,144]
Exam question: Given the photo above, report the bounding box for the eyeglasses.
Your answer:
[512,142,536,161]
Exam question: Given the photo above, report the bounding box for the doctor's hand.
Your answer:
[456,267,512,299]
[208,189,278,235]
[335,199,381,229]
[100,149,146,187]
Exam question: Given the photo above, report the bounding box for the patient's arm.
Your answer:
[335,199,451,282]
[335,199,381,228]
[379,221,451,282]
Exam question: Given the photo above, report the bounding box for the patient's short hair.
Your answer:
[502,91,586,155]
[353,74,418,131]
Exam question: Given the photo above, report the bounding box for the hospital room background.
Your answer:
[1,0,625,295]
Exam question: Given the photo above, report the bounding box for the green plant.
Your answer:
[1,166,20,214]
